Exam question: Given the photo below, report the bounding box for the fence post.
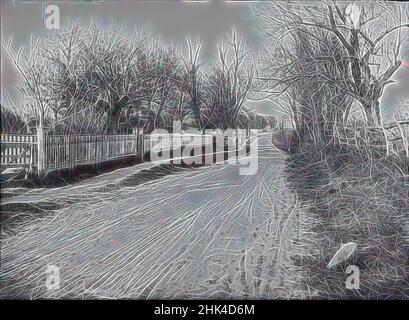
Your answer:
[132,127,139,158]
[36,125,47,178]
[140,129,144,162]
[237,129,240,152]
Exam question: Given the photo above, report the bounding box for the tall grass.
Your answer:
[279,122,409,298]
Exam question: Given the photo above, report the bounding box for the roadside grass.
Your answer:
[282,135,409,299]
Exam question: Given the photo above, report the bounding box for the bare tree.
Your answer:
[148,45,183,130]
[203,30,254,129]
[179,38,205,130]
[75,24,163,133]
[2,23,169,134]
[2,34,55,130]
[254,0,409,126]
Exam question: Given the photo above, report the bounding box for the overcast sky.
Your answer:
[1,0,408,119]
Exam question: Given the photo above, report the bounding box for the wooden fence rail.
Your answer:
[1,130,142,176]
[339,121,409,157]
[44,134,140,171]
[1,128,250,177]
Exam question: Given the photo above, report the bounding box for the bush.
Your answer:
[1,105,27,133]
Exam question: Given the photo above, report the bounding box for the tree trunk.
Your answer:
[374,101,382,125]
[108,107,121,134]
[362,103,377,126]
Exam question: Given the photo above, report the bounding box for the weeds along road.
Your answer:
[1,133,303,299]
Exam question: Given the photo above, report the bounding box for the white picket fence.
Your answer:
[1,130,249,176]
